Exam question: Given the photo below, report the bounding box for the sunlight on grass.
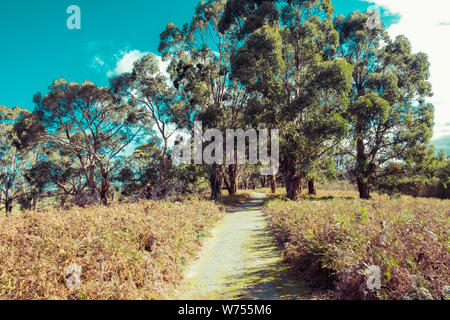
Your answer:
[263,189,450,300]
[0,200,223,300]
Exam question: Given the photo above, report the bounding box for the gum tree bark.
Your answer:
[282,157,302,201]
[270,174,277,194]
[356,138,371,199]
[225,163,238,195]
[308,179,317,195]
[209,164,225,201]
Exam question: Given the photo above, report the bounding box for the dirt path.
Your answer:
[174,192,308,300]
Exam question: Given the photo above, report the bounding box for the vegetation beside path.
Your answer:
[0,200,222,300]
[263,189,450,300]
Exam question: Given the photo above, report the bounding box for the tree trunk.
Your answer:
[282,157,302,201]
[32,196,38,211]
[160,141,168,186]
[308,179,317,195]
[230,176,237,195]
[209,164,224,201]
[60,194,67,208]
[270,174,277,194]
[226,164,238,195]
[261,176,267,188]
[285,172,302,201]
[223,177,232,195]
[5,200,12,216]
[100,190,108,205]
[356,138,371,199]
[86,165,99,203]
[357,178,371,199]
[100,168,109,206]
[3,187,12,216]
[243,176,249,190]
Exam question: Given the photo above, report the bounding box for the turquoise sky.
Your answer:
[0,0,446,153]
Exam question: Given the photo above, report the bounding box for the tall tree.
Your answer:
[0,106,33,214]
[159,0,250,200]
[335,10,434,199]
[30,79,149,205]
[228,0,352,200]
[116,142,164,198]
[111,54,177,187]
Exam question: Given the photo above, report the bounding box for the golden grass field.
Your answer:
[263,189,450,300]
[0,187,448,300]
[0,200,222,300]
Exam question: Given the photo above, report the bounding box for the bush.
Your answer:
[0,200,222,300]
[264,192,450,300]
[398,178,450,199]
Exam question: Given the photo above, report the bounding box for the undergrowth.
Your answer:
[0,200,222,300]
[264,190,450,300]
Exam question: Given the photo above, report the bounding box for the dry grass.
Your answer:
[263,190,450,300]
[255,187,286,196]
[0,200,222,300]
[170,190,252,209]
[217,192,252,208]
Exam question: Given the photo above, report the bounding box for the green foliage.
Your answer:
[231,25,285,94]
[111,53,178,187]
[29,79,150,205]
[0,0,443,206]
[0,106,36,214]
[227,0,353,200]
[374,147,450,199]
[347,92,390,134]
[115,142,163,197]
[334,11,434,198]
[159,0,252,199]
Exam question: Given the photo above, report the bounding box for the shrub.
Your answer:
[264,192,450,300]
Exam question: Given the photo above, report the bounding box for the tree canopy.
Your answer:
[0,0,446,214]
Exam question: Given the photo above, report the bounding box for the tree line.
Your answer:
[1,0,449,214]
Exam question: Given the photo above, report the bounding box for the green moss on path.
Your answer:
[173,193,308,300]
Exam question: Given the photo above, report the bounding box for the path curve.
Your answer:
[175,192,308,300]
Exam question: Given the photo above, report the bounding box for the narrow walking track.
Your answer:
[174,193,308,300]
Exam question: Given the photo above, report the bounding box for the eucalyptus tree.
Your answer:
[115,142,163,197]
[374,147,450,198]
[0,106,33,214]
[15,110,99,207]
[111,54,178,186]
[305,155,337,195]
[159,0,250,200]
[334,10,434,199]
[225,0,353,200]
[22,150,88,208]
[30,79,150,205]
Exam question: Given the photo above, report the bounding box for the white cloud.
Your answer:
[155,55,171,80]
[90,56,105,69]
[98,49,175,146]
[106,50,149,77]
[88,48,175,146]
[364,0,450,138]
[103,50,171,81]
